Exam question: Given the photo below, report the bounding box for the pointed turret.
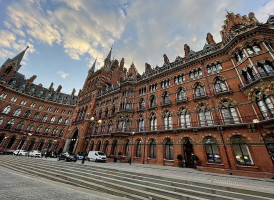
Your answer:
[89,59,97,74]
[104,47,112,68]
[2,46,29,71]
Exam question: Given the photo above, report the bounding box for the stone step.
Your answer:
[1,156,273,200]
[1,157,205,200]
[20,159,268,200]
[6,156,273,200]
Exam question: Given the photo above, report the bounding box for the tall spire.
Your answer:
[106,46,112,61]
[2,46,29,71]
[89,58,97,73]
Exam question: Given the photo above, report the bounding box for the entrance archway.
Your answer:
[68,130,78,153]
[183,138,194,168]
[38,140,44,151]
[17,137,26,149]
[0,134,5,145]
[27,139,35,151]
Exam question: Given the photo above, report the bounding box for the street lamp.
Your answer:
[253,119,274,166]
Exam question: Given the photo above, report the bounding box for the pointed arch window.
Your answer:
[5,119,14,129]
[205,137,221,163]
[139,99,145,109]
[150,113,157,131]
[33,112,40,120]
[164,111,172,129]
[0,117,3,125]
[57,117,62,124]
[150,96,157,107]
[44,126,51,135]
[41,114,48,122]
[108,122,113,133]
[255,91,274,119]
[123,118,130,131]
[163,92,170,104]
[194,84,205,98]
[13,108,21,117]
[149,140,157,159]
[52,127,58,136]
[138,116,144,131]
[178,89,186,101]
[111,140,117,156]
[59,128,65,137]
[221,100,239,124]
[199,105,212,126]
[232,136,253,165]
[165,139,174,160]
[136,140,142,157]
[253,44,262,53]
[101,124,105,133]
[103,141,109,154]
[214,78,227,93]
[180,109,190,128]
[117,117,123,131]
[2,105,11,114]
[16,122,24,131]
[242,67,256,83]
[125,140,130,156]
[36,125,43,133]
[23,110,31,119]
[26,124,34,132]
[50,116,56,123]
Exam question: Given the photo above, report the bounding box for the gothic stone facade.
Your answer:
[1,12,274,178]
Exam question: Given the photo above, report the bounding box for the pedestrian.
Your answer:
[128,157,132,165]
[82,154,86,164]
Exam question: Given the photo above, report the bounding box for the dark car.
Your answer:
[57,152,77,162]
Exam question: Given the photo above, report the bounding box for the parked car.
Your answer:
[13,150,28,156]
[77,154,84,160]
[4,150,14,155]
[88,151,106,162]
[57,152,77,162]
[28,150,42,158]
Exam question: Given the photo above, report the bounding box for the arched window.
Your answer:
[42,114,48,122]
[253,44,262,53]
[165,139,173,160]
[64,118,69,124]
[5,119,14,129]
[194,84,205,98]
[2,105,11,114]
[108,122,113,133]
[138,115,144,131]
[264,60,274,73]
[139,99,145,109]
[50,116,56,123]
[180,109,190,128]
[255,91,274,119]
[97,141,101,151]
[13,108,21,117]
[164,111,172,130]
[57,117,62,124]
[199,104,212,126]
[90,142,94,151]
[246,46,254,54]
[125,140,130,156]
[22,110,31,118]
[117,117,123,131]
[149,140,156,159]
[178,89,186,101]
[123,117,130,132]
[150,96,157,107]
[242,67,256,83]
[103,140,109,154]
[150,113,157,131]
[59,128,65,137]
[231,136,253,165]
[33,112,40,120]
[52,127,58,135]
[136,140,142,157]
[44,126,51,135]
[16,122,24,131]
[26,124,34,132]
[0,117,3,125]
[221,100,239,124]
[105,109,108,117]
[214,78,227,93]
[36,125,43,133]
[6,136,16,149]
[163,92,170,104]
[205,137,221,163]
[111,140,117,155]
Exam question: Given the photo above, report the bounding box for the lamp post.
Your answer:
[82,116,95,164]
[253,119,274,166]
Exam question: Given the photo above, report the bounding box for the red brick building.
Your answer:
[1,12,274,178]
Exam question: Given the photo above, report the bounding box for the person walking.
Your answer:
[128,157,132,165]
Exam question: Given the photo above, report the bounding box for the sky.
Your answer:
[0,0,273,94]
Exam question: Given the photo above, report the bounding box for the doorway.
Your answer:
[183,138,194,168]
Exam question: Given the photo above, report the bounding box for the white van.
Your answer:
[88,151,107,162]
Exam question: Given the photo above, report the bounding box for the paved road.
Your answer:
[0,167,117,200]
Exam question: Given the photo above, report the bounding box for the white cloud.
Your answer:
[57,71,69,78]
[256,1,274,22]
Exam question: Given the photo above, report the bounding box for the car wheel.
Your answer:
[57,158,60,161]
[65,158,69,162]
[95,158,97,162]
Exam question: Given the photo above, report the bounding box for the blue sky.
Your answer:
[0,0,273,94]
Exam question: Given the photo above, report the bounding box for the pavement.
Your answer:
[0,166,117,200]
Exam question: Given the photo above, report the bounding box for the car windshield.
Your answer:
[98,152,105,156]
